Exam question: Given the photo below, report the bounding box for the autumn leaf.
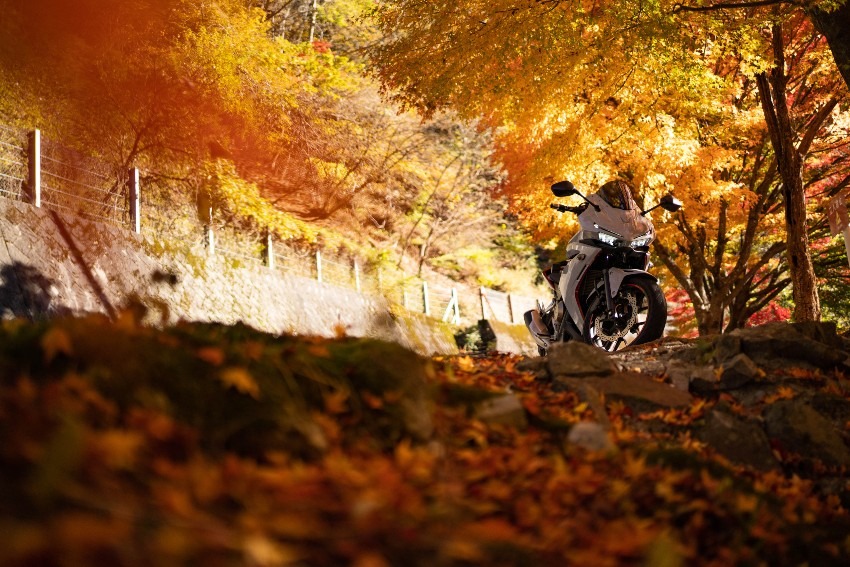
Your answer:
[765,386,797,404]
[218,367,260,399]
[41,327,73,362]
[88,430,144,470]
[307,344,331,358]
[197,347,225,366]
[324,390,350,414]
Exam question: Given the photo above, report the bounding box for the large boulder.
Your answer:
[558,372,692,411]
[764,399,850,468]
[696,407,778,471]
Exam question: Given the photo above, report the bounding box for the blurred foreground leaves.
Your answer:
[1,315,849,565]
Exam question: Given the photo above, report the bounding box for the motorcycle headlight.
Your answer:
[631,231,653,247]
[597,231,619,246]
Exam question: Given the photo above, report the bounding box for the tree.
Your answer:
[371,0,850,329]
[808,1,850,88]
[673,0,850,91]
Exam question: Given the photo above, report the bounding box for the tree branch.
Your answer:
[673,0,792,13]
[797,96,839,157]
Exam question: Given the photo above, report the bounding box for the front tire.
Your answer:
[582,277,666,352]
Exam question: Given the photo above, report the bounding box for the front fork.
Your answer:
[602,269,615,314]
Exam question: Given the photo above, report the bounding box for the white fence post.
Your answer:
[354,259,361,292]
[442,288,460,325]
[479,286,487,320]
[205,225,215,255]
[128,167,140,234]
[264,231,275,269]
[423,281,430,316]
[316,250,323,283]
[27,129,41,208]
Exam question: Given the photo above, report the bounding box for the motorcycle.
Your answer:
[524,180,682,354]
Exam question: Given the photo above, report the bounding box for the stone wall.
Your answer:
[0,197,458,355]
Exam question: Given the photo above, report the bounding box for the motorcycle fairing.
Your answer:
[580,193,653,242]
[559,242,600,333]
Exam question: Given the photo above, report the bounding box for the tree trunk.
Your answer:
[809,1,850,91]
[756,24,821,322]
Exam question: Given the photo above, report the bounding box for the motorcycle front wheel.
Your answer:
[582,277,667,352]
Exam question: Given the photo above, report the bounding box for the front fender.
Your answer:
[607,269,657,298]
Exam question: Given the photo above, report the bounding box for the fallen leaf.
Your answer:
[219,367,260,399]
[41,327,73,362]
[197,347,225,366]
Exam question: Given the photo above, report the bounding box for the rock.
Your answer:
[691,354,761,394]
[558,372,692,412]
[547,341,617,377]
[665,359,716,392]
[664,359,693,391]
[696,408,778,471]
[810,393,850,426]
[474,394,528,428]
[567,421,614,452]
[716,323,850,372]
[791,321,844,348]
[764,399,850,468]
[721,353,762,386]
[713,334,742,364]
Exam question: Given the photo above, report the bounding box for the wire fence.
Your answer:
[0,122,540,327]
[0,124,26,202]
[40,137,131,229]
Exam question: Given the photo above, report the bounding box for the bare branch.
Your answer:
[672,0,792,14]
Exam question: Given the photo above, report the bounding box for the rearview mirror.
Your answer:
[660,194,682,212]
[551,180,576,197]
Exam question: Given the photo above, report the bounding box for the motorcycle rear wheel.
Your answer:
[582,277,666,352]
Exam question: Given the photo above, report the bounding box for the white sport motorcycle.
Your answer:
[524,180,682,354]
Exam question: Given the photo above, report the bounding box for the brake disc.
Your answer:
[594,293,638,342]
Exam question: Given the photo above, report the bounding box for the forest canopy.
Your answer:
[0,0,849,330]
[372,0,850,331]
[0,0,538,292]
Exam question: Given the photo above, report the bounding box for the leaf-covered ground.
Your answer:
[1,314,849,566]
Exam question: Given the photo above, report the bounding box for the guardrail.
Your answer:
[0,124,540,327]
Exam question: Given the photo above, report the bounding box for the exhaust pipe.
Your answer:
[524,309,551,348]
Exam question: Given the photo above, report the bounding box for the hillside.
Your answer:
[1,315,849,565]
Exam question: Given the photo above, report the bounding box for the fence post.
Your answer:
[479,286,487,320]
[264,231,275,269]
[423,281,430,316]
[507,294,515,324]
[316,250,323,283]
[453,288,461,324]
[27,129,41,208]
[354,259,361,292]
[127,167,140,234]
[205,225,215,255]
[443,287,460,325]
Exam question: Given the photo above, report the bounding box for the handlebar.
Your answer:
[550,203,586,214]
